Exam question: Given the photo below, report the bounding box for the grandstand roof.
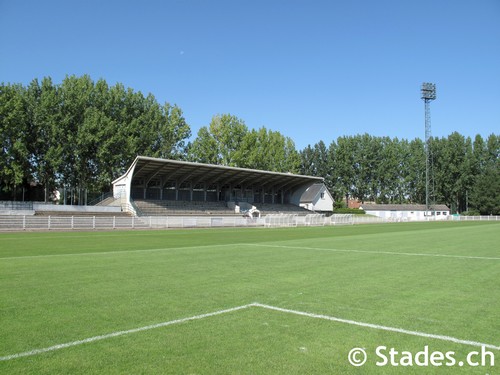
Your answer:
[118,156,323,190]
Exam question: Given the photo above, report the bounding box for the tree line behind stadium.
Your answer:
[1,75,498,214]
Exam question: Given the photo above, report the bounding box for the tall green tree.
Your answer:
[468,134,499,214]
[432,132,472,212]
[235,127,300,173]
[0,83,30,197]
[331,136,357,204]
[350,134,374,202]
[188,114,247,166]
[375,137,402,203]
[26,77,64,201]
[57,75,95,191]
[300,144,316,176]
[471,134,487,177]
[404,138,426,203]
[485,133,499,164]
[300,141,330,179]
[1,75,498,209]
[1,75,192,198]
[469,164,500,215]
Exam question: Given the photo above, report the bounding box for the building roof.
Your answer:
[114,156,323,191]
[300,183,325,203]
[360,203,450,211]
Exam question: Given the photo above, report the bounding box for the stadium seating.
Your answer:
[256,203,310,216]
[132,200,312,217]
[133,199,238,216]
[34,210,131,217]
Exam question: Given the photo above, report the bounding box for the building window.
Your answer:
[320,192,325,199]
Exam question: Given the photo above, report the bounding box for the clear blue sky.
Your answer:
[1,0,499,149]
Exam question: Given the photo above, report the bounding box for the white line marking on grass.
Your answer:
[0,243,240,261]
[246,243,500,261]
[253,303,500,351]
[0,304,253,361]
[1,303,498,361]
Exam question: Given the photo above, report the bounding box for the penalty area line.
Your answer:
[2,302,498,361]
[253,303,500,351]
[0,304,253,361]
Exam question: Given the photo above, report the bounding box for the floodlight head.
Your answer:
[421,82,436,101]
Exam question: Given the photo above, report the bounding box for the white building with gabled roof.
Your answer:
[297,183,334,213]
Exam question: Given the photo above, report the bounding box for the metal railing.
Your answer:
[0,214,335,231]
[0,201,34,210]
[450,215,500,221]
[0,214,498,232]
[0,215,260,231]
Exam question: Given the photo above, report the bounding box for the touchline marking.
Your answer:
[245,243,500,261]
[1,303,498,361]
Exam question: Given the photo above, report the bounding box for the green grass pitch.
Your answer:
[0,221,499,374]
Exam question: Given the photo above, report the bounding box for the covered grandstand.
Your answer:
[112,156,333,216]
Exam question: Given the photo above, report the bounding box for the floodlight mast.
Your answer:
[421,83,436,214]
